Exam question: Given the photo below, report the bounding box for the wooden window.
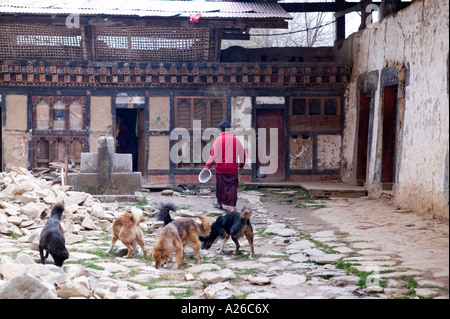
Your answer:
[31,96,87,169]
[35,99,50,130]
[174,97,226,129]
[69,100,83,130]
[174,96,226,169]
[289,96,341,131]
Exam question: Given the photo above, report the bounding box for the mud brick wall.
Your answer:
[337,0,449,218]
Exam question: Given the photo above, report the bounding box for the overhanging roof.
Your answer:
[0,0,292,19]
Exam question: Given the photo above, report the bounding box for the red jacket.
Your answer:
[204,132,246,174]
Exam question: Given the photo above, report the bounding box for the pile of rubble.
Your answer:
[0,166,125,242]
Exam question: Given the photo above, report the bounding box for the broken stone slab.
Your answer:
[198,268,236,284]
[270,228,298,237]
[0,258,29,280]
[81,216,97,230]
[246,292,278,299]
[309,254,343,265]
[285,240,315,252]
[247,275,271,286]
[57,278,91,299]
[0,275,57,299]
[364,286,385,294]
[204,281,240,299]
[186,263,221,273]
[289,253,309,263]
[19,202,46,219]
[272,273,306,286]
[329,275,361,287]
[147,287,186,299]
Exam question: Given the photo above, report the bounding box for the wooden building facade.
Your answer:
[0,0,351,185]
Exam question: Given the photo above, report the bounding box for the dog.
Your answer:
[153,202,178,226]
[108,207,147,259]
[151,215,211,269]
[200,207,254,258]
[39,203,69,267]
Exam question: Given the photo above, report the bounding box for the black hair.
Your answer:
[219,121,231,131]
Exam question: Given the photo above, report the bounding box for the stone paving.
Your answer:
[0,185,448,299]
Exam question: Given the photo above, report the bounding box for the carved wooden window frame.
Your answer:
[31,95,88,169]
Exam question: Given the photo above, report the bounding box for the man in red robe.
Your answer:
[203,121,246,212]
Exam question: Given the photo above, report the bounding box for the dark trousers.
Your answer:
[216,173,238,207]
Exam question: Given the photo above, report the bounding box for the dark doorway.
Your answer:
[356,93,371,185]
[116,108,145,174]
[381,86,398,190]
[0,101,2,171]
[255,109,285,180]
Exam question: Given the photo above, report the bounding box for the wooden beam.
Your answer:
[280,1,412,13]
[0,14,288,30]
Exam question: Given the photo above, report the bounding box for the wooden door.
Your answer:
[256,109,285,180]
[381,86,398,188]
[357,93,371,184]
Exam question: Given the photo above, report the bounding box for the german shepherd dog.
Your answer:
[200,208,254,258]
[39,203,69,267]
[151,215,211,269]
[108,207,147,259]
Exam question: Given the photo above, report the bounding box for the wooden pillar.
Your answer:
[335,0,346,45]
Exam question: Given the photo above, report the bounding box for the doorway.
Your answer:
[381,86,398,190]
[255,109,285,180]
[356,93,371,185]
[116,108,146,174]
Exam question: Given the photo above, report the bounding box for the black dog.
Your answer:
[153,202,178,226]
[39,203,69,267]
[200,208,254,257]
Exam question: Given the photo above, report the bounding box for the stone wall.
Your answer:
[337,0,449,218]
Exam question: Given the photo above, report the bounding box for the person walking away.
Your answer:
[203,121,246,212]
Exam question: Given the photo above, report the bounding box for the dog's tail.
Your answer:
[196,215,211,237]
[50,202,65,220]
[131,207,144,226]
[240,208,252,223]
[154,202,177,226]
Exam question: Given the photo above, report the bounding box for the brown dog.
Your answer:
[108,207,147,259]
[151,215,211,269]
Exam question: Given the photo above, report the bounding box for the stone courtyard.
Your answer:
[0,168,448,299]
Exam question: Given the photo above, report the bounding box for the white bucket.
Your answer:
[198,169,213,183]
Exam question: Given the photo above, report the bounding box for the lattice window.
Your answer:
[94,26,210,62]
[0,24,83,60]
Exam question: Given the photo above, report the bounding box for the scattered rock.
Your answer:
[81,216,97,230]
[0,275,56,299]
[247,275,271,285]
[272,273,306,286]
[204,282,240,299]
[364,286,385,293]
[329,276,361,287]
[57,279,91,299]
[246,292,278,299]
[289,253,309,262]
[198,268,236,284]
[161,189,174,196]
